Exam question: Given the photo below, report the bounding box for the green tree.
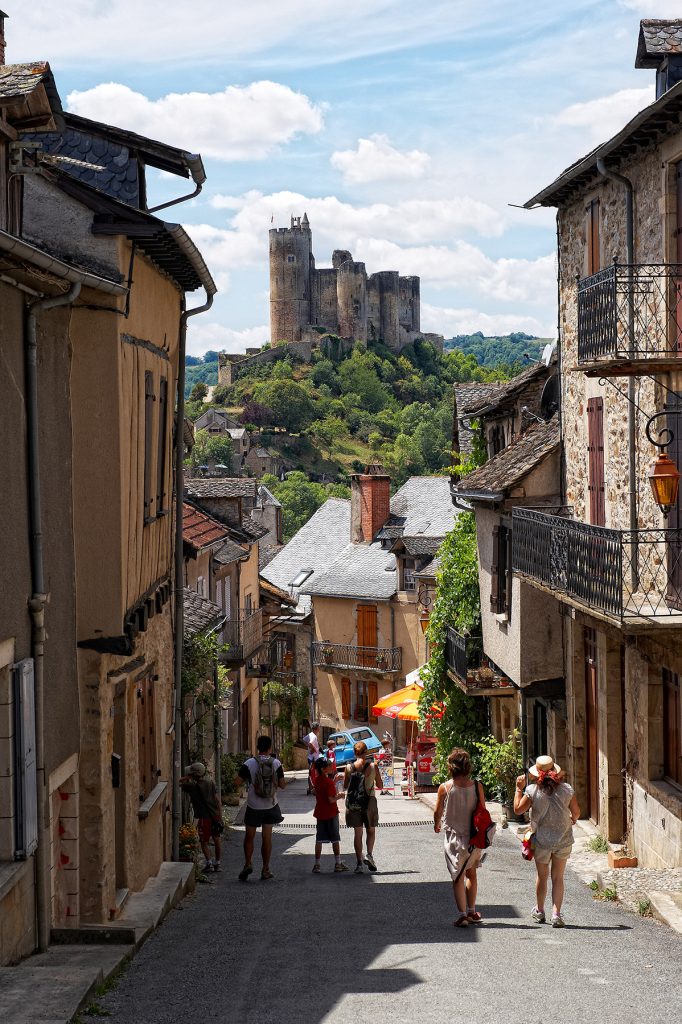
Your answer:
[309,416,345,457]
[190,381,209,402]
[338,350,390,413]
[188,429,234,469]
[253,380,316,433]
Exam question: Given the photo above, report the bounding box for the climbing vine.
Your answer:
[419,511,488,780]
[261,678,310,769]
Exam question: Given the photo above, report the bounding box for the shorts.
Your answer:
[243,805,284,828]
[315,817,340,844]
[534,842,572,864]
[197,818,214,844]
[345,796,379,830]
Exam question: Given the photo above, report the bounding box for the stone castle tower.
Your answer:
[269,215,441,353]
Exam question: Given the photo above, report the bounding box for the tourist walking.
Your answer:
[305,721,321,794]
[312,757,348,873]
[179,762,224,872]
[433,747,484,927]
[513,754,580,927]
[344,740,383,873]
[236,735,286,881]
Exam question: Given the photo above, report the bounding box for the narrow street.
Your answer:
[99,779,682,1024]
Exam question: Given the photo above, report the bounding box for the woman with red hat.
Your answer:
[514,755,580,928]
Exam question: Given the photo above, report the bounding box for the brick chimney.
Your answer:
[0,11,7,67]
[350,463,391,544]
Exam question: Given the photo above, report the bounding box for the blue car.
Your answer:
[326,726,382,766]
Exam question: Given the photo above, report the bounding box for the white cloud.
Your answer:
[187,321,269,358]
[330,134,430,185]
[422,302,555,340]
[620,1,682,15]
[554,86,655,143]
[66,82,323,161]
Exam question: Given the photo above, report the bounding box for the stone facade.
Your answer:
[268,215,442,353]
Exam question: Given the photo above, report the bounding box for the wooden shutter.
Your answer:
[666,396,682,608]
[663,669,681,786]
[490,525,501,612]
[368,681,378,723]
[143,371,155,523]
[503,525,512,618]
[357,605,378,648]
[587,398,605,526]
[156,376,168,514]
[341,677,351,720]
[587,199,600,276]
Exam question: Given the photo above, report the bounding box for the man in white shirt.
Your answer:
[236,735,286,881]
[305,722,321,794]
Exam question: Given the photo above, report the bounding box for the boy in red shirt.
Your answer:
[312,757,348,873]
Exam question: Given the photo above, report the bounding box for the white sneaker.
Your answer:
[552,913,565,928]
[531,906,546,923]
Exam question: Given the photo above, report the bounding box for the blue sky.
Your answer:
[9,1,677,355]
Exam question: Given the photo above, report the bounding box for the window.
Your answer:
[136,675,157,801]
[489,423,505,457]
[490,522,512,618]
[586,198,600,276]
[355,681,369,721]
[663,668,681,787]
[287,254,295,264]
[143,371,155,523]
[351,729,373,742]
[156,376,168,515]
[587,397,605,526]
[197,575,207,597]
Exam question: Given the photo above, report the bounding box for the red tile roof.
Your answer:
[182,502,229,552]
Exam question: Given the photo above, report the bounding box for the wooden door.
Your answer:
[368,681,378,723]
[587,398,605,526]
[584,628,599,824]
[357,604,377,666]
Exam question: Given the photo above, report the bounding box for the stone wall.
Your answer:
[218,340,316,387]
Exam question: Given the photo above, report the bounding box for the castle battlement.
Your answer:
[268,214,434,353]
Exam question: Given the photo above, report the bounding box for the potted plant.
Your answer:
[322,646,334,665]
[283,651,294,669]
[375,651,388,670]
[178,823,199,862]
[475,730,523,818]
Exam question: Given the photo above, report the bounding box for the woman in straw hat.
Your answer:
[513,755,580,928]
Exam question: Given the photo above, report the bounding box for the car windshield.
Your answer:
[351,729,373,741]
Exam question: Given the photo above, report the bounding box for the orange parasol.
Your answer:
[372,682,423,713]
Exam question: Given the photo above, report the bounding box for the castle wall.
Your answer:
[399,276,420,332]
[311,268,338,330]
[369,271,400,351]
[337,261,368,343]
[269,222,312,344]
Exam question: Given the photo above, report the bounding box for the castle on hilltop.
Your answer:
[269,214,443,354]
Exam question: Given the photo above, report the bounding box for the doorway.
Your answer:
[584,627,599,824]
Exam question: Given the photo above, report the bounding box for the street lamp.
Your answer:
[648,451,680,517]
[419,610,430,635]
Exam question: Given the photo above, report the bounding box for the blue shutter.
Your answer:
[13,659,38,858]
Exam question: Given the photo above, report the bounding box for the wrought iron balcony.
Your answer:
[444,626,513,697]
[512,507,682,622]
[577,263,682,374]
[220,608,263,663]
[312,641,402,674]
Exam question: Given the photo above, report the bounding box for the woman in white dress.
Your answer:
[434,748,486,928]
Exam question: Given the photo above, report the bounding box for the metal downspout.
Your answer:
[26,282,82,952]
[596,159,638,591]
[172,288,214,861]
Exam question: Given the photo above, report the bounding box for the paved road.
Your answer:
[101,777,682,1024]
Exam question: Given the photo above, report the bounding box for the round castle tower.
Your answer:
[333,249,367,344]
[269,214,312,344]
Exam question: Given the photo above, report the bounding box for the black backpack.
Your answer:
[254,756,277,804]
[345,764,370,812]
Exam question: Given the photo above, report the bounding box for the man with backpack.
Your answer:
[180,762,224,872]
[343,741,383,873]
[236,735,286,881]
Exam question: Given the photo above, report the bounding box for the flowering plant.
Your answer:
[179,823,199,861]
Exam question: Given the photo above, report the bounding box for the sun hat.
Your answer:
[184,762,207,777]
[529,755,561,778]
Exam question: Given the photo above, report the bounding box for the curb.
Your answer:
[648,891,682,935]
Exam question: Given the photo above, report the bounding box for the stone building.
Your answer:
[513,18,682,866]
[269,215,443,353]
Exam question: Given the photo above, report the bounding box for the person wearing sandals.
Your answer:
[433,747,485,928]
[513,754,580,928]
[312,757,349,873]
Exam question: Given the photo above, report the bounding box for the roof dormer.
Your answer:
[636,19,682,99]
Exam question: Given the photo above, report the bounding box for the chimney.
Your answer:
[0,11,7,67]
[350,463,391,544]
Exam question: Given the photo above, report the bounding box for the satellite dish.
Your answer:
[542,340,557,367]
[540,376,559,420]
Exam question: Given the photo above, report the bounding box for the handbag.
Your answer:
[521,827,536,861]
[211,817,225,837]
[469,781,496,850]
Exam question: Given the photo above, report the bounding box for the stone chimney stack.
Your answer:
[350,464,391,544]
[0,11,8,67]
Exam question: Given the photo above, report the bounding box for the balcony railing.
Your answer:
[221,608,263,663]
[312,641,402,674]
[513,507,682,621]
[444,626,512,696]
[577,263,682,369]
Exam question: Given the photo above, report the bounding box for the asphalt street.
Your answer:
[100,777,682,1024]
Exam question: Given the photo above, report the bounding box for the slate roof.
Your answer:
[185,478,257,500]
[0,62,61,111]
[457,362,548,417]
[183,588,224,638]
[182,502,229,552]
[452,417,560,502]
[414,554,443,580]
[454,382,504,416]
[303,541,397,600]
[214,538,246,566]
[261,498,352,615]
[390,476,455,539]
[525,79,682,208]
[400,536,443,557]
[258,485,281,509]
[259,544,285,570]
[240,514,268,540]
[260,577,297,607]
[636,20,682,67]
